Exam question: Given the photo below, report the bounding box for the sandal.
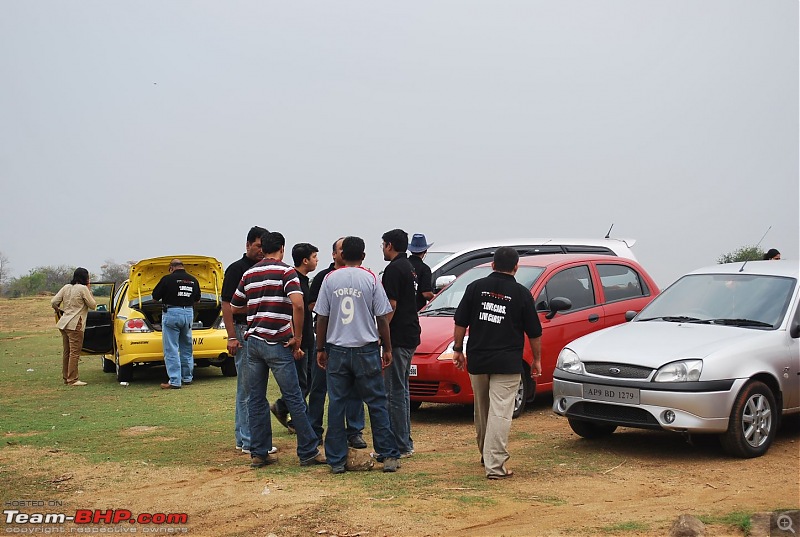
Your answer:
[487,469,514,480]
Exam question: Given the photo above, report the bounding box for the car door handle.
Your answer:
[588,314,600,323]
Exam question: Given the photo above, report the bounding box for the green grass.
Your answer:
[599,521,649,533]
[697,511,753,533]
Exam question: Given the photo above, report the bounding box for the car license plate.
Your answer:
[409,364,417,377]
[583,383,640,404]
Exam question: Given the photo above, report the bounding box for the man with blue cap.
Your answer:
[408,233,435,311]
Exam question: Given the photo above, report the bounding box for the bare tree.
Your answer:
[0,251,9,292]
[100,259,134,284]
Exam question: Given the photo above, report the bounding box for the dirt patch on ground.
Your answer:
[2,401,798,536]
[0,296,56,333]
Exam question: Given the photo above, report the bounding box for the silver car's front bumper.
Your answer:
[552,376,747,433]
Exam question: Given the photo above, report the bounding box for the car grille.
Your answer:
[409,381,439,397]
[567,402,660,428]
[584,362,653,379]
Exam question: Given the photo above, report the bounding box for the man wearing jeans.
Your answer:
[314,236,401,474]
[152,259,200,390]
[221,225,268,454]
[380,229,421,457]
[230,231,325,469]
[452,247,542,479]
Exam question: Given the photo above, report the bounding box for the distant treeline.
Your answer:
[1,261,132,298]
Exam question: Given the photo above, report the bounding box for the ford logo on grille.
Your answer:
[608,367,621,375]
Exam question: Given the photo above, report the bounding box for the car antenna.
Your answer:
[604,223,614,239]
[739,226,771,272]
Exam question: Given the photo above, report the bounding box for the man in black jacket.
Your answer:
[152,259,201,390]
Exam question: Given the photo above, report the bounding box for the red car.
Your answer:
[410,254,660,417]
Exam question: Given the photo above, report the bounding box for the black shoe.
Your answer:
[299,452,327,467]
[348,434,367,449]
[331,465,346,475]
[250,454,277,468]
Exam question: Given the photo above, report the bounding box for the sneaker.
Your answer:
[250,454,278,468]
[269,402,289,428]
[268,446,278,454]
[235,445,243,451]
[160,383,180,390]
[331,465,346,475]
[369,451,384,463]
[383,457,400,473]
[348,434,367,449]
[240,448,251,455]
[300,452,327,467]
[400,450,414,458]
[69,381,88,386]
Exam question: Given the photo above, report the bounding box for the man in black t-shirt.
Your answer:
[152,259,201,390]
[453,247,542,480]
[408,233,435,311]
[380,228,421,457]
[221,226,268,454]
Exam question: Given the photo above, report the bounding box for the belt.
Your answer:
[165,305,193,309]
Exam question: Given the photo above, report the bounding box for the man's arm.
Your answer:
[287,292,305,359]
[315,315,329,369]
[452,324,467,371]
[377,313,393,368]
[221,301,241,355]
[529,336,542,377]
[386,298,397,324]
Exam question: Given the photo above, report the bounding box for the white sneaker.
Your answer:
[268,446,278,454]
[241,448,251,454]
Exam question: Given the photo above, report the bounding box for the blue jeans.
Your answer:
[247,337,320,462]
[234,323,251,450]
[309,338,365,443]
[162,307,194,387]
[384,346,416,454]
[325,342,400,468]
[274,341,309,420]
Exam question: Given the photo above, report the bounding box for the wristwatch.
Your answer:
[452,346,463,352]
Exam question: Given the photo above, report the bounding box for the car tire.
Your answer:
[102,356,115,373]
[720,380,777,458]
[115,349,133,383]
[410,400,422,412]
[220,356,237,377]
[567,418,617,439]
[512,376,530,419]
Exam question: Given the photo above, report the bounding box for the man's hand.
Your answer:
[530,359,542,378]
[381,349,393,369]
[317,349,328,369]
[226,338,241,356]
[453,351,466,371]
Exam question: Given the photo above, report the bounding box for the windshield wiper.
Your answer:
[695,318,774,328]
[638,316,701,323]
[419,306,458,317]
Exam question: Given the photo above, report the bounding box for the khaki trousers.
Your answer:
[469,372,521,477]
[60,319,84,385]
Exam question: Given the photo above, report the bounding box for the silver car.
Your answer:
[552,260,800,458]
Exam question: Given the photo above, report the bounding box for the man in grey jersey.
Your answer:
[314,236,401,474]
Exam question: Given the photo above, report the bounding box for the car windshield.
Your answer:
[424,251,455,269]
[637,273,796,329]
[421,266,545,314]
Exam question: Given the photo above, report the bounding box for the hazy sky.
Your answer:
[1,1,797,288]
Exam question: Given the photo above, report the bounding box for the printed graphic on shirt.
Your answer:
[177,281,195,298]
[478,291,512,325]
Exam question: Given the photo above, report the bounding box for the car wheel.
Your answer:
[567,418,617,439]
[220,356,237,377]
[115,349,133,383]
[410,400,422,411]
[720,380,776,458]
[102,356,115,373]
[512,376,530,419]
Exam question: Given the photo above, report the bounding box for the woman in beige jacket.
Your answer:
[51,268,97,386]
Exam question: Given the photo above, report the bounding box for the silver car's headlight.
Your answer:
[556,348,583,374]
[654,359,703,382]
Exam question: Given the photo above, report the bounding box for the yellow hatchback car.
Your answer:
[81,255,234,382]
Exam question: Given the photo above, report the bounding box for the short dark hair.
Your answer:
[341,236,365,261]
[382,229,408,252]
[763,248,780,260]
[70,267,89,286]
[247,226,268,244]
[493,247,519,272]
[260,231,285,254]
[292,243,319,267]
[332,237,344,253]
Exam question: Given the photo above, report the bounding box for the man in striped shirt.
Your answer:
[231,231,326,469]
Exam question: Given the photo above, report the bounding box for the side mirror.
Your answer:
[545,297,572,320]
[625,310,638,322]
[435,275,456,292]
[791,318,800,339]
